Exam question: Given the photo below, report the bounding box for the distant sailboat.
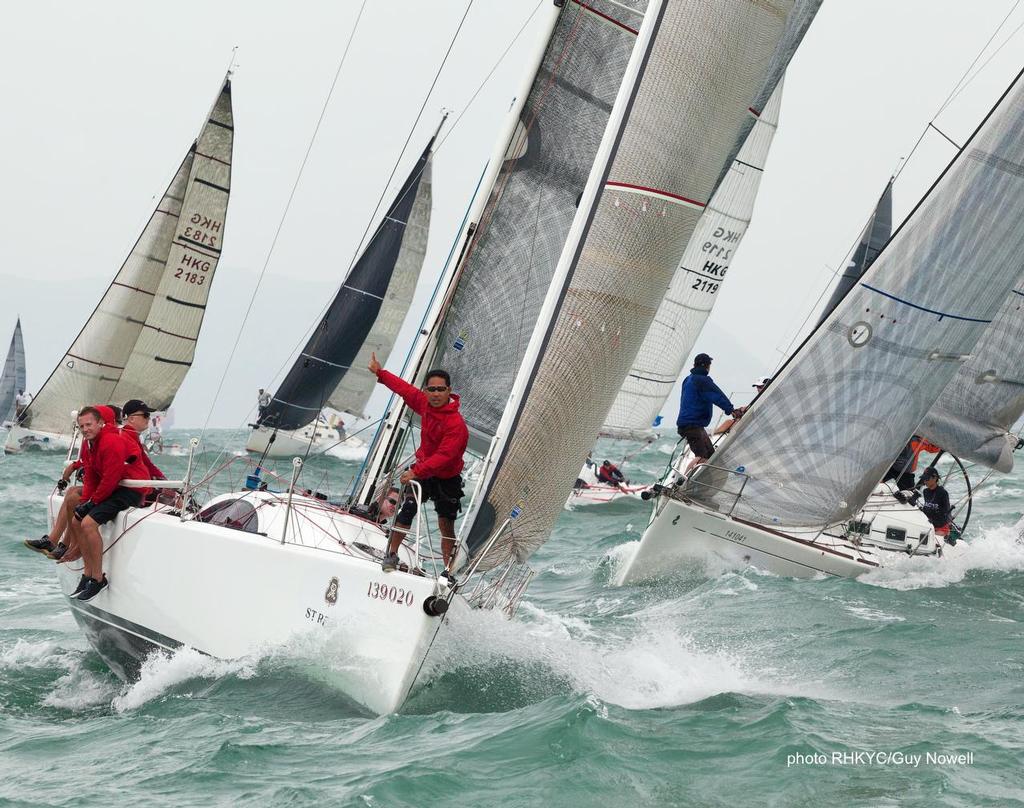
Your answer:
[6,78,234,452]
[247,126,437,459]
[0,319,27,447]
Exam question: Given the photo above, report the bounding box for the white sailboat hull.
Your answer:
[246,424,365,460]
[50,492,448,714]
[5,425,71,453]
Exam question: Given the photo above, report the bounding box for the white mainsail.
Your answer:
[687,67,1024,527]
[602,79,785,440]
[0,319,26,424]
[918,280,1024,472]
[21,79,233,435]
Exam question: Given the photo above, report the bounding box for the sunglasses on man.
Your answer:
[424,385,448,393]
[128,411,151,419]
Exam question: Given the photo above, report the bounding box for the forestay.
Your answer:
[259,137,434,431]
[0,319,26,424]
[814,181,892,328]
[25,79,234,434]
[918,280,1024,472]
[602,80,785,440]
[465,0,810,569]
[687,70,1024,526]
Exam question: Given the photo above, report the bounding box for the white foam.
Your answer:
[861,525,1024,590]
[0,638,69,669]
[325,443,368,462]
[111,647,257,713]
[43,667,119,710]
[424,598,827,711]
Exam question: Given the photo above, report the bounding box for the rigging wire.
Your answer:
[195,0,370,448]
[198,0,550,483]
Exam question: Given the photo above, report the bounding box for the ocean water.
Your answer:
[2,430,1023,807]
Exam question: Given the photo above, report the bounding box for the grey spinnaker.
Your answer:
[0,319,26,424]
[918,280,1024,472]
[24,78,234,434]
[260,136,435,431]
[814,181,893,328]
[686,67,1024,527]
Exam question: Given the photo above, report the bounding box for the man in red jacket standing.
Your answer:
[368,352,469,574]
[68,405,150,601]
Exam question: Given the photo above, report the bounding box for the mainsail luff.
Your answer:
[260,134,436,431]
[602,79,785,440]
[24,78,233,434]
[688,67,1024,527]
[814,180,893,328]
[463,0,807,569]
[918,280,1024,472]
[0,319,25,424]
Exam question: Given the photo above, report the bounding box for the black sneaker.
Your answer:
[440,569,457,587]
[76,576,108,602]
[381,553,399,573]
[24,536,55,554]
[70,575,90,597]
[47,543,68,561]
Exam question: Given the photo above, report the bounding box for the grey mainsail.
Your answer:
[918,281,1024,472]
[687,68,1024,527]
[0,319,26,424]
[259,135,435,431]
[24,79,234,435]
[463,0,812,568]
[814,181,893,328]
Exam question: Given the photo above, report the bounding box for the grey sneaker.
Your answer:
[76,575,108,602]
[381,553,399,573]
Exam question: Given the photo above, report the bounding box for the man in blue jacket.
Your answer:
[677,353,745,470]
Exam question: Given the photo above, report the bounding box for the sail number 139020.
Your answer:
[367,581,414,606]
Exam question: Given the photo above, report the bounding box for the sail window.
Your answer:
[197,498,259,533]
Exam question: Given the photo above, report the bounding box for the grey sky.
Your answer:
[1,1,1022,431]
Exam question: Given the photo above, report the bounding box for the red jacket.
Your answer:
[377,369,468,479]
[80,406,151,503]
[121,424,165,481]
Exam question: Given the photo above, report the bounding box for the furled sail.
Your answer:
[259,135,435,431]
[24,79,234,434]
[814,180,893,328]
[918,281,1024,472]
[462,0,813,569]
[602,79,785,441]
[0,319,26,424]
[687,68,1024,527]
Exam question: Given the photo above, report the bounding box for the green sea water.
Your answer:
[2,430,1023,807]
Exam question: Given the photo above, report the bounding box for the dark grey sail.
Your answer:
[815,180,893,327]
[260,136,435,431]
[1,318,26,424]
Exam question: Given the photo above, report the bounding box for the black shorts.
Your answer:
[397,475,464,522]
[87,487,143,526]
[677,425,715,459]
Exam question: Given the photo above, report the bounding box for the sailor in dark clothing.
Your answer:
[596,460,626,488]
[883,442,917,491]
[676,353,744,472]
[898,467,954,540]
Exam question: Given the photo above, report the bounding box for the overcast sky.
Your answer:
[2,1,1022,431]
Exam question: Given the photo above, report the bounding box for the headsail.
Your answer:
[259,135,435,431]
[24,79,234,434]
[602,79,786,441]
[0,319,26,424]
[814,180,893,328]
[687,68,1024,527]
[918,281,1024,472]
[460,0,814,569]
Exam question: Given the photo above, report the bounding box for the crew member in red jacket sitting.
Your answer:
[368,352,469,574]
[67,405,151,602]
[121,399,166,502]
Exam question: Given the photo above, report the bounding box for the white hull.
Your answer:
[565,482,646,508]
[614,488,940,585]
[50,491,449,714]
[4,425,71,453]
[246,424,365,460]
